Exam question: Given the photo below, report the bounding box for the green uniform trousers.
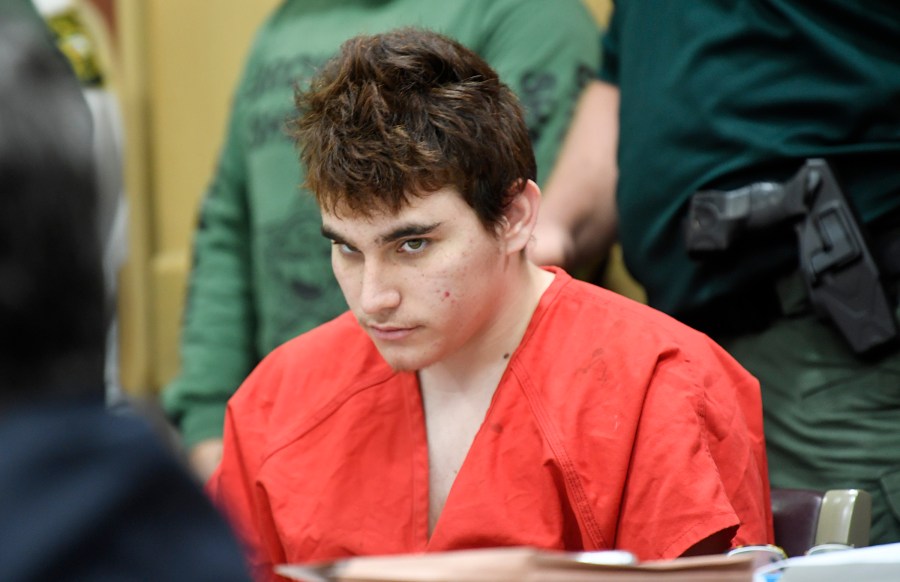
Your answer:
[718,276,900,545]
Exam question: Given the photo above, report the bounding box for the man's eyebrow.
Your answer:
[378,222,442,245]
[320,221,442,247]
[320,225,347,244]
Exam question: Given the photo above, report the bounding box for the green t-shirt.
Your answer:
[164,0,601,446]
[601,0,900,319]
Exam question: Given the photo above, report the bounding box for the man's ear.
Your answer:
[501,179,541,254]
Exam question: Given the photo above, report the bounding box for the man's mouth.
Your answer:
[367,324,418,341]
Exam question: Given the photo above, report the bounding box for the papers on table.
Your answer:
[753,542,900,582]
[277,546,755,582]
[276,543,900,582]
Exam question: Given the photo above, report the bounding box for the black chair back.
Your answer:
[770,488,823,557]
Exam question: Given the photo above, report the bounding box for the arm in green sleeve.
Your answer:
[162,80,258,449]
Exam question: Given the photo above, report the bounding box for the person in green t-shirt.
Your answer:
[533,1,900,545]
[162,0,601,480]
[0,11,252,579]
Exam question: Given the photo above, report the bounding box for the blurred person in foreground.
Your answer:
[531,1,900,544]
[33,0,129,407]
[160,0,602,481]
[0,9,251,580]
[210,27,773,581]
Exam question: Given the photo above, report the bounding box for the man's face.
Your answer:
[322,186,510,371]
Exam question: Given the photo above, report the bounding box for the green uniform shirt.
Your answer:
[163,0,601,446]
[601,0,900,546]
[601,0,900,319]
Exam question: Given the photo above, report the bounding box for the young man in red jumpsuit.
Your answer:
[210,27,773,581]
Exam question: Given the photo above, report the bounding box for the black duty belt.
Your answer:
[874,226,900,280]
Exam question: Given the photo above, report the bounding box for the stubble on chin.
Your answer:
[374,344,432,373]
[381,353,420,372]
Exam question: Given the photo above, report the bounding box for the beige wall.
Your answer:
[583,0,613,26]
[117,0,280,394]
[117,0,634,395]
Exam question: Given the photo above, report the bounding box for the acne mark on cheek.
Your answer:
[443,291,451,298]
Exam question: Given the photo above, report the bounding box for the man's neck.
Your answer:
[417,262,554,535]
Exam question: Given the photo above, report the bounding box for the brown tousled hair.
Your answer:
[290,27,536,231]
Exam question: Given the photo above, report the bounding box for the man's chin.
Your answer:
[387,361,417,372]
[382,355,425,372]
[374,345,433,373]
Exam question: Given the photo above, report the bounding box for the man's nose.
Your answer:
[359,262,401,315]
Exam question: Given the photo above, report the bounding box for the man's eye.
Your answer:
[400,239,428,253]
[334,242,359,255]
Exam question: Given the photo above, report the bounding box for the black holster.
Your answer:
[686,158,898,354]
